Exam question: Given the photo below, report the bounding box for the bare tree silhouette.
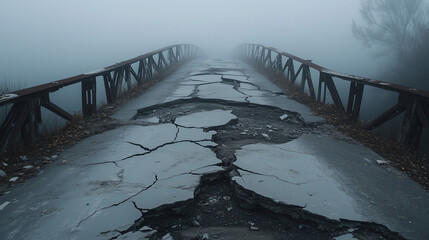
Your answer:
[352,0,426,59]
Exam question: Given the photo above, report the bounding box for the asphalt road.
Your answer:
[0,59,428,240]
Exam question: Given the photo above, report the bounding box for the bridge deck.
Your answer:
[0,59,428,239]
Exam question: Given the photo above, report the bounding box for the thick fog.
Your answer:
[2,0,428,140]
[1,0,381,89]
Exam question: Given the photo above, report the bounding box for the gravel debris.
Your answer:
[8,177,18,182]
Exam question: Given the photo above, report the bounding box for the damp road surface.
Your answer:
[1,59,429,240]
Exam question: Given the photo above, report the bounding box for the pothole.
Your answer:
[118,98,405,240]
[134,98,309,165]
[117,172,403,240]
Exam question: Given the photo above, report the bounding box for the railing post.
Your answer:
[259,48,265,64]
[276,54,282,73]
[399,96,424,147]
[103,73,113,104]
[317,72,328,103]
[125,65,132,90]
[322,73,344,111]
[0,103,23,153]
[136,60,143,84]
[175,46,180,62]
[81,77,97,116]
[303,66,316,99]
[22,98,42,145]
[265,50,271,67]
[148,56,156,77]
[253,46,258,61]
[116,68,124,98]
[347,81,365,119]
[284,59,294,82]
[0,97,42,153]
[169,48,175,65]
[157,53,163,70]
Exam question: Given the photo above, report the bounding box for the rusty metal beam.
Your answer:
[237,43,429,149]
[347,82,365,120]
[0,101,31,152]
[0,44,201,106]
[21,98,42,145]
[129,65,139,84]
[125,66,132,90]
[319,74,344,110]
[0,44,201,155]
[41,100,73,122]
[239,43,429,100]
[103,73,114,104]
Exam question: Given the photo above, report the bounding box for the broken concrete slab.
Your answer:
[247,95,324,123]
[135,116,160,124]
[174,109,237,128]
[234,134,429,240]
[233,143,365,222]
[58,124,178,165]
[239,82,260,90]
[334,233,358,240]
[187,74,223,83]
[114,230,155,240]
[221,75,251,83]
[171,84,196,97]
[75,141,224,239]
[238,87,275,98]
[135,171,393,240]
[196,83,247,101]
[0,122,223,240]
[0,161,139,240]
[74,201,141,239]
[175,127,215,142]
[216,70,246,76]
[194,140,218,147]
[120,142,222,183]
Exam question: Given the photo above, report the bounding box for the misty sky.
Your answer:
[0,0,381,88]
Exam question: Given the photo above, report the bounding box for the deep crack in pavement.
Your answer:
[87,61,407,239]
[2,59,426,240]
[113,96,404,239]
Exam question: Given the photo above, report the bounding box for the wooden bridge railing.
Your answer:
[0,44,202,154]
[236,43,429,148]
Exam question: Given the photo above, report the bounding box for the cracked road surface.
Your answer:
[1,59,429,240]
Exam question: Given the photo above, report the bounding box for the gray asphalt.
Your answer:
[0,59,428,240]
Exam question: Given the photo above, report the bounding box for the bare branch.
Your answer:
[353,0,425,59]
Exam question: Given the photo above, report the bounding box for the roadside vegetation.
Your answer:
[353,0,429,90]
